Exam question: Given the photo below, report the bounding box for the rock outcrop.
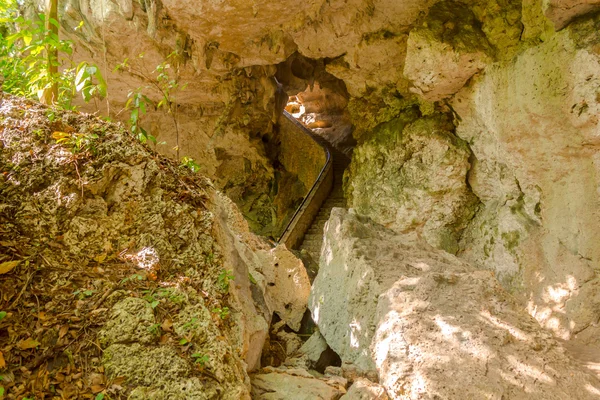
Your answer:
[251,367,346,399]
[345,113,479,254]
[0,95,307,398]
[309,209,600,399]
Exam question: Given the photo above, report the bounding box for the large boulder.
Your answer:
[251,367,346,399]
[344,113,479,254]
[309,208,600,399]
[452,15,600,342]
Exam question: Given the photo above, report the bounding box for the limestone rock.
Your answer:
[98,297,156,347]
[345,113,479,254]
[251,367,346,399]
[103,343,190,387]
[543,0,600,29]
[403,2,491,101]
[309,208,600,399]
[298,331,330,365]
[340,378,389,400]
[254,245,312,331]
[452,19,600,341]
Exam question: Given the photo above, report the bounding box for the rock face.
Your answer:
[0,95,307,398]
[251,367,346,399]
[403,2,492,101]
[345,113,479,254]
[340,378,389,400]
[452,16,600,342]
[310,209,600,399]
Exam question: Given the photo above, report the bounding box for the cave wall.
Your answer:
[31,0,600,345]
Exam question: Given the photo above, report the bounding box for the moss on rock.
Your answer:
[345,112,479,254]
[98,297,156,347]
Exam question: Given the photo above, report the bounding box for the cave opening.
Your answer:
[275,53,357,156]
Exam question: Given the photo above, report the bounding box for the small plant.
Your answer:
[148,323,161,336]
[74,61,107,103]
[182,317,200,331]
[0,311,6,321]
[180,156,201,173]
[217,269,234,293]
[120,273,145,284]
[191,353,209,366]
[125,88,154,143]
[52,130,100,154]
[142,290,160,309]
[212,307,230,320]
[115,52,186,151]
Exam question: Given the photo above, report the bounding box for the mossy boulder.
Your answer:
[345,113,479,254]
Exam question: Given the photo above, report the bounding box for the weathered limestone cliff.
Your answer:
[6,0,600,397]
[0,95,311,398]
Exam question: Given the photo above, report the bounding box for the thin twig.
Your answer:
[11,270,35,308]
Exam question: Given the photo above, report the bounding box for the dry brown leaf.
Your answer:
[161,319,173,332]
[91,385,104,393]
[17,337,41,350]
[59,326,69,339]
[94,253,107,263]
[0,260,20,274]
[0,350,5,368]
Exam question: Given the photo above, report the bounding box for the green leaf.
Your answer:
[0,311,6,321]
[150,300,159,309]
[95,394,105,400]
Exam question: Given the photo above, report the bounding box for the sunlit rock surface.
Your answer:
[453,17,600,343]
[310,209,600,399]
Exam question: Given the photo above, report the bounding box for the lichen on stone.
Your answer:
[98,297,156,347]
[345,112,479,254]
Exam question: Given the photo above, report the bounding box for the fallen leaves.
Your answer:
[17,338,41,350]
[0,351,5,368]
[0,260,20,275]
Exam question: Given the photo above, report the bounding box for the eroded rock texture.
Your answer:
[14,0,600,394]
[0,95,309,397]
[345,113,479,254]
[310,209,600,399]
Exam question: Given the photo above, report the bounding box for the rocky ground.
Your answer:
[0,94,319,399]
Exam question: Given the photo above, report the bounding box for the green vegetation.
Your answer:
[217,269,235,293]
[0,1,106,109]
[212,306,230,320]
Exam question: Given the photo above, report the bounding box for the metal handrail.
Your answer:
[277,110,332,245]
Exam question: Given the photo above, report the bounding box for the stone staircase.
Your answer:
[299,146,350,261]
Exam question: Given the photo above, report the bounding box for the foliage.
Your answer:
[52,130,100,154]
[125,88,154,143]
[75,61,107,103]
[212,306,230,320]
[181,156,201,173]
[115,52,186,151]
[0,4,106,109]
[217,270,234,293]
[0,311,6,321]
[191,353,209,366]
